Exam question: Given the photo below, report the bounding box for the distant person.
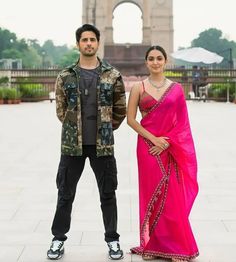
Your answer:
[47,24,126,260]
[199,66,208,87]
[192,65,200,98]
[198,66,209,101]
[127,45,199,261]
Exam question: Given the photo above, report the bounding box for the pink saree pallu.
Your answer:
[131,83,199,260]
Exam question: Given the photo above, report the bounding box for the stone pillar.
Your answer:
[82,0,173,63]
[150,0,173,59]
[142,0,151,44]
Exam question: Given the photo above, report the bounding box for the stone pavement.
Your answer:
[0,99,236,262]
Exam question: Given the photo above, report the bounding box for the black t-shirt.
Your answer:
[79,67,99,145]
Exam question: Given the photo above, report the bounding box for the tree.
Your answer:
[22,46,42,68]
[42,40,69,66]
[27,39,42,53]
[191,28,236,67]
[0,27,74,68]
[0,28,17,58]
[58,49,79,68]
[2,49,22,59]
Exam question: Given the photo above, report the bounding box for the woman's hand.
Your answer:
[149,136,169,155]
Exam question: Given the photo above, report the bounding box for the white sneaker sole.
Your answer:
[47,248,64,260]
[108,254,124,260]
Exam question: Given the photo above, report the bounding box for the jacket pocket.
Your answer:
[100,83,113,106]
[101,106,112,122]
[64,82,77,110]
[100,122,114,145]
[61,121,78,148]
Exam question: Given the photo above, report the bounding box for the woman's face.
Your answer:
[146,49,166,74]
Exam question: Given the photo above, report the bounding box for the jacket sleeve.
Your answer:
[55,74,67,122]
[112,75,126,130]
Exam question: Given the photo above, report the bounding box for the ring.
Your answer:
[164,143,168,148]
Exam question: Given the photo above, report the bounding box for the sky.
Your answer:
[0,0,235,51]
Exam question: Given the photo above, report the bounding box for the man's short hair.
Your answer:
[75,24,100,42]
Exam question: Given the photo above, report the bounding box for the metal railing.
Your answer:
[0,68,235,102]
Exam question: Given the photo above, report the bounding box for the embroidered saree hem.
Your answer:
[130,246,199,260]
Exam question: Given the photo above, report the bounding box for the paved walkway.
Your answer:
[0,99,236,262]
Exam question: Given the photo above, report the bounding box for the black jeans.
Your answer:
[192,83,199,97]
[51,145,120,243]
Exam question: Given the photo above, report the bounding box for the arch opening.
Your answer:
[112,2,142,44]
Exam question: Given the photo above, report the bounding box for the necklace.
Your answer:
[148,77,167,90]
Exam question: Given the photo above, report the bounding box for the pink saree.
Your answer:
[131,82,199,260]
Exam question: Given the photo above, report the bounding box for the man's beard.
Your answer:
[83,52,96,57]
[81,48,97,57]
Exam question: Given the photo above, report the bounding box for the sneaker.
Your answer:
[47,240,64,260]
[107,241,124,260]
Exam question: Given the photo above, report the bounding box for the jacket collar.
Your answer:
[67,56,112,73]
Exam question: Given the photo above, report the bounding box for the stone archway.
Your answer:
[82,0,173,75]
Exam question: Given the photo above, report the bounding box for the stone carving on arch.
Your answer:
[82,0,173,75]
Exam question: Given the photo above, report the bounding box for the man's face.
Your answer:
[77,31,99,57]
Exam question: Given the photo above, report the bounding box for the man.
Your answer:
[192,65,200,98]
[47,24,126,260]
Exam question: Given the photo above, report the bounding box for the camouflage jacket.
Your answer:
[55,58,126,157]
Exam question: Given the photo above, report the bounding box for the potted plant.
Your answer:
[12,88,21,104]
[19,83,48,102]
[3,88,21,104]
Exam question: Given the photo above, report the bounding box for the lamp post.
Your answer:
[42,51,46,68]
[227,48,236,103]
[229,48,233,69]
[228,48,234,103]
[218,48,234,103]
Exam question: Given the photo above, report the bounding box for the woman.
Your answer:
[127,46,199,261]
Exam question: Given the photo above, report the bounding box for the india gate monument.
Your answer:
[82,0,173,75]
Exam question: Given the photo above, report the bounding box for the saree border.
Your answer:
[130,246,199,260]
[139,139,172,247]
[141,81,176,121]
